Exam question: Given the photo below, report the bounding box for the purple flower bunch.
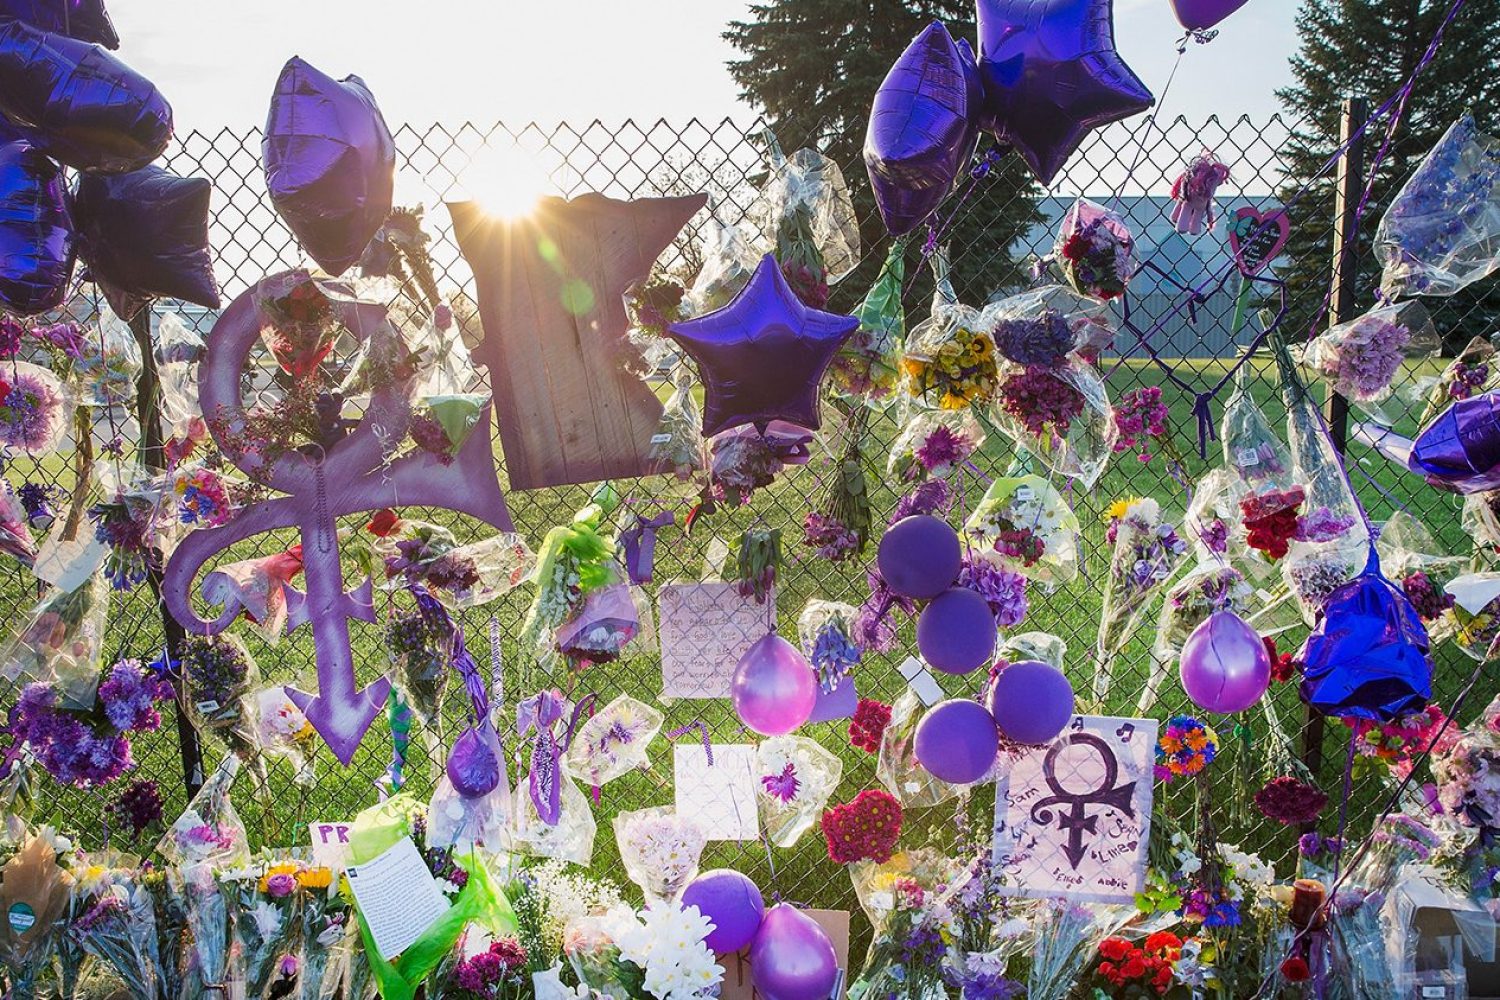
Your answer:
[89,497,156,591]
[180,635,254,715]
[1403,569,1455,622]
[452,938,528,999]
[1294,505,1356,544]
[992,310,1073,368]
[98,659,174,732]
[957,553,1028,628]
[1311,314,1410,400]
[912,422,974,479]
[809,619,860,690]
[0,368,66,453]
[108,779,165,840]
[996,365,1086,440]
[1450,360,1491,399]
[802,511,859,561]
[1112,386,1170,463]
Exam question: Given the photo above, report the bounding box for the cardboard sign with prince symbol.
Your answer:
[991,715,1156,904]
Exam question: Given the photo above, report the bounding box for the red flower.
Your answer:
[1121,957,1147,980]
[1280,956,1311,982]
[1263,636,1299,682]
[366,508,402,537]
[821,788,902,864]
[1061,232,1092,262]
[1144,931,1181,955]
[1241,488,1305,562]
[848,698,892,753]
[1099,938,1132,962]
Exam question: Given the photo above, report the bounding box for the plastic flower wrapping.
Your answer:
[749,136,860,300]
[685,207,761,316]
[1142,558,1255,714]
[511,772,597,866]
[1053,198,1137,300]
[0,573,110,710]
[899,252,997,411]
[253,685,318,786]
[1303,299,1438,423]
[1377,113,1500,299]
[612,807,706,904]
[200,546,305,644]
[847,848,963,1000]
[647,369,703,480]
[1094,497,1188,706]
[756,735,843,848]
[990,354,1115,488]
[180,633,262,763]
[0,362,70,456]
[886,406,984,482]
[831,242,905,402]
[963,474,1081,584]
[78,308,144,408]
[563,694,664,788]
[796,599,862,694]
[876,691,960,810]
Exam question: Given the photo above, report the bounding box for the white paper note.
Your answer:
[898,656,945,707]
[344,837,450,957]
[308,821,353,871]
[675,743,759,840]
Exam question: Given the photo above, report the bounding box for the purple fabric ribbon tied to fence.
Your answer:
[620,510,675,585]
[668,720,714,765]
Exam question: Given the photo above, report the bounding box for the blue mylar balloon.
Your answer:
[864,21,977,236]
[1298,548,1432,722]
[0,19,172,173]
[0,140,75,315]
[263,57,395,277]
[74,164,220,318]
[0,0,119,48]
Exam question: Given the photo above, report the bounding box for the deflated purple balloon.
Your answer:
[1408,392,1500,493]
[447,724,502,798]
[975,0,1153,184]
[864,21,976,236]
[1169,0,1251,31]
[0,0,118,48]
[0,141,74,315]
[73,165,220,318]
[264,57,395,276]
[1299,550,1432,722]
[0,19,171,173]
[667,254,857,437]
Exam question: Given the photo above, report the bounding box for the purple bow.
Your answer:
[619,510,674,585]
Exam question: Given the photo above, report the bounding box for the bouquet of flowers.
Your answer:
[796,600,861,695]
[1345,704,1450,780]
[200,546,305,644]
[563,695,663,789]
[408,393,490,464]
[1433,722,1500,838]
[752,137,859,298]
[511,772,597,866]
[437,935,531,1000]
[991,357,1115,487]
[685,208,760,316]
[1112,385,1184,469]
[900,257,998,412]
[1094,498,1188,706]
[254,686,319,786]
[1026,900,1132,1000]
[612,808,706,905]
[823,789,904,865]
[830,243,904,401]
[1154,715,1220,783]
[623,269,688,372]
[1220,363,1294,494]
[1376,113,1500,300]
[77,311,143,407]
[646,370,702,480]
[70,865,164,1000]
[294,869,348,1000]
[1416,335,1496,428]
[756,735,844,848]
[387,597,453,730]
[1054,198,1136,300]
[887,407,983,482]
[0,484,35,566]
[1084,932,1194,998]
[0,573,110,709]
[89,485,170,592]
[848,850,963,1000]
[511,859,625,965]
[0,832,71,1000]
[256,270,340,377]
[519,495,619,671]
[705,422,810,508]
[1304,300,1437,422]
[571,902,724,1000]
[963,475,1080,584]
[180,633,261,759]
[556,583,648,666]
[0,362,69,455]
[173,464,233,528]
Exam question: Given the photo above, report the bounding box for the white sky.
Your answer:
[113,0,1301,134]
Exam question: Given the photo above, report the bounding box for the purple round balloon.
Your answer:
[0,0,118,48]
[0,141,74,315]
[749,904,839,1000]
[1169,0,1251,30]
[914,698,999,784]
[731,633,817,736]
[264,57,395,277]
[917,587,997,674]
[864,21,976,236]
[681,869,764,954]
[1299,551,1432,722]
[986,659,1074,744]
[1178,611,1271,714]
[0,19,171,173]
[877,514,961,600]
[975,0,1153,184]
[73,164,220,318]
[666,254,858,437]
[446,724,502,798]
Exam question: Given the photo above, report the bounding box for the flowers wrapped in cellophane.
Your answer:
[1413,334,1498,430]
[377,519,535,609]
[0,483,36,567]
[407,392,491,464]
[180,633,262,764]
[1220,363,1295,500]
[0,831,72,1000]
[830,243,905,402]
[254,686,319,786]
[756,735,843,848]
[510,774,597,866]
[887,405,984,482]
[385,597,452,731]
[78,307,142,408]
[0,361,70,456]
[200,546,304,644]
[1377,113,1500,300]
[963,474,1080,585]
[751,135,860,307]
[646,369,703,480]
[0,572,110,710]
[1376,510,1463,633]
[69,861,163,1000]
[218,857,313,1000]
[877,691,961,810]
[563,901,723,1000]
[1303,300,1438,424]
[1053,198,1136,300]
[1024,899,1134,1000]
[797,600,861,696]
[848,849,963,1000]
[554,583,651,666]
[518,494,619,672]
[1094,497,1188,707]
[612,807,706,905]
[564,694,663,789]
[990,355,1115,488]
[686,206,760,316]
[899,252,996,412]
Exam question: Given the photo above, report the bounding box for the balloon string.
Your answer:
[1108,43,1186,215]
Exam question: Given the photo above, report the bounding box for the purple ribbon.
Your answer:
[518,689,566,825]
[619,510,674,585]
[667,720,713,765]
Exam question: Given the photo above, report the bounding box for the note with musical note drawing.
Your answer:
[991,715,1157,904]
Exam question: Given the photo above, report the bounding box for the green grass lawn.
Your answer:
[0,354,1481,966]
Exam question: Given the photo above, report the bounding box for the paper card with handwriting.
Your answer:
[658,582,775,698]
[308,821,353,870]
[991,715,1156,904]
[675,743,759,841]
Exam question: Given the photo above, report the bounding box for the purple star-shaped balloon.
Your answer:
[668,253,858,437]
[974,0,1153,185]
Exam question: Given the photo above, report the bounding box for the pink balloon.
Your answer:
[1179,611,1271,714]
[915,699,999,783]
[731,634,816,736]
[749,904,838,1000]
[917,587,997,674]
[1169,0,1251,31]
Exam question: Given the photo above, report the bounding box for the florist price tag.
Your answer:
[308,821,353,871]
[991,715,1156,904]
[658,582,775,698]
[675,743,759,841]
[344,837,450,957]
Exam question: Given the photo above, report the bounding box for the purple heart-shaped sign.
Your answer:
[1227,206,1290,277]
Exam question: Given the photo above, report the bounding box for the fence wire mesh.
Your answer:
[2,110,1486,958]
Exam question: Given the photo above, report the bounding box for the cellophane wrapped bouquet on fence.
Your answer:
[1094,496,1188,707]
[963,474,1081,585]
[1303,300,1438,425]
[755,734,843,848]
[900,251,997,412]
[750,134,860,308]
[1377,113,1500,299]
[1053,198,1137,300]
[848,849,963,1000]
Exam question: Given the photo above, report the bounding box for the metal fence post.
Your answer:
[128,307,205,798]
[1302,96,1368,784]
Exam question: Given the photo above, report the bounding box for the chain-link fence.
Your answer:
[3,108,1486,957]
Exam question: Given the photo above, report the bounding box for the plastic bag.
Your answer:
[830,243,905,402]
[1376,510,1463,588]
[0,572,109,709]
[612,807,705,904]
[1280,338,1368,554]
[412,305,480,397]
[756,735,842,848]
[0,483,35,567]
[1377,114,1500,300]
[380,525,535,610]
[752,137,860,288]
[410,392,490,462]
[1444,572,1500,661]
[1184,468,1237,562]
[563,694,663,788]
[427,770,513,858]
[555,583,643,664]
[1411,335,1497,430]
[179,633,261,759]
[963,474,1081,585]
[1282,537,1367,626]
[0,361,70,456]
[1304,300,1439,423]
[510,774,596,865]
[886,405,984,482]
[157,755,252,871]
[1220,363,1295,495]
[254,686,318,786]
[1053,198,1136,300]
[79,307,143,407]
[877,690,960,810]
[386,602,452,729]
[899,251,996,411]
[1094,497,1188,706]
[991,355,1115,487]
[645,369,702,480]
[685,207,762,316]
[796,599,861,694]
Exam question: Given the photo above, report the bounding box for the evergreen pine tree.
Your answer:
[724,0,1041,305]
[1276,0,1500,349]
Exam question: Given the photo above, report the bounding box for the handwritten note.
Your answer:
[658,583,775,698]
[308,821,353,871]
[344,837,450,957]
[991,715,1156,904]
[675,744,759,841]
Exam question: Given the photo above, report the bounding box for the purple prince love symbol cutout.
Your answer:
[162,273,513,764]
